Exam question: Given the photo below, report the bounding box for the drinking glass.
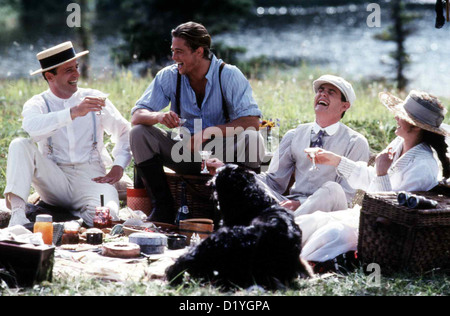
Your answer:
[199,150,212,174]
[305,147,320,171]
[173,118,187,141]
[96,93,109,115]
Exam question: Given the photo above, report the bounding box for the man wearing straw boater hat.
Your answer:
[4,41,132,227]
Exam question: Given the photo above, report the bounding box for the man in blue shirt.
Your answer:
[130,21,264,223]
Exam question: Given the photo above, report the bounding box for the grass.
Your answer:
[1,64,450,296]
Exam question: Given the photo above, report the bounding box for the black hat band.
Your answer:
[39,47,76,70]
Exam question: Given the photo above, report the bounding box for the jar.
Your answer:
[61,221,80,245]
[93,207,112,229]
[34,215,53,245]
[86,228,103,245]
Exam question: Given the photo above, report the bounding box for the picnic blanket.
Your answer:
[54,246,187,282]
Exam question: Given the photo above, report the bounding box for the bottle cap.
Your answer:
[36,214,53,222]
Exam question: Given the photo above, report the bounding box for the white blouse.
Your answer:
[337,137,439,193]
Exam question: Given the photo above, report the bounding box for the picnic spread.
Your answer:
[0,202,215,287]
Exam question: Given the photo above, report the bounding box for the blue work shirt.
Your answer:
[132,55,262,134]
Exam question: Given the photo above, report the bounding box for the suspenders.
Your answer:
[175,62,230,123]
[41,94,98,163]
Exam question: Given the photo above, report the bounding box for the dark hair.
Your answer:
[171,22,212,59]
[340,91,347,118]
[42,68,58,82]
[422,130,450,178]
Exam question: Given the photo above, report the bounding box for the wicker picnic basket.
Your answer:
[358,186,450,274]
[165,171,219,221]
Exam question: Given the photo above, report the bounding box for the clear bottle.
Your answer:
[175,182,190,225]
[34,214,53,245]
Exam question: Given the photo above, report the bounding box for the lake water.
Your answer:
[2,2,450,97]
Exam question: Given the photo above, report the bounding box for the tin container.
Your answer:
[167,234,187,250]
[86,228,103,245]
[128,232,167,254]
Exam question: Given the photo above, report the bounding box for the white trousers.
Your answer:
[295,207,360,262]
[4,138,121,227]
[255,178,349,216]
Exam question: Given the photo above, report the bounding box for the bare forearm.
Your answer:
[131,109,162,126]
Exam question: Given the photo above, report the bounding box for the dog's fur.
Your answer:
[166,165,311,290]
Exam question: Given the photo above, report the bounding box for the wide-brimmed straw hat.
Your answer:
[30,41,89,76]
[313,74,356,107]
[379,90,449,137]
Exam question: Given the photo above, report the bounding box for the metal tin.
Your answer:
[128,232,167,254]
[167,234,187,250]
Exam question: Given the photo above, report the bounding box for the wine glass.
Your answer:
[95,93,109,116]
[199,150,212,174]
[173,118,187,141]
[305,147,321,171]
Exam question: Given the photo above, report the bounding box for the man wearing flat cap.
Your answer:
[207,75,371,216]
[4,41,132,227]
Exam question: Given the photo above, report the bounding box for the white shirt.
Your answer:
[22,88,131,169]
[311,121,340,137]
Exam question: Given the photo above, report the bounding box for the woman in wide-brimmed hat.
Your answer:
[294,90,449,271]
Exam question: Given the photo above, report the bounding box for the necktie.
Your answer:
[310,130,325,148]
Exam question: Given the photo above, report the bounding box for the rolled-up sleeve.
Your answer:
[131,68,174,115]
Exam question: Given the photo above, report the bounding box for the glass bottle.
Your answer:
[175,182,190,225]
[34,214,53,245]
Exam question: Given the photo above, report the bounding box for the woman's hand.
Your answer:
[375,147,394,176]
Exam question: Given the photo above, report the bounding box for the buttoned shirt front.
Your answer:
[132,55,262,134]
[22,88,132,169]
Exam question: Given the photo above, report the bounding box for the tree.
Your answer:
[108,0,254,67]
[374,0,417,91]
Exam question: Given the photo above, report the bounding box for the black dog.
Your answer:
[166,165,311,290]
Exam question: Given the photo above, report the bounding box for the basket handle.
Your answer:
[375,216,392,227]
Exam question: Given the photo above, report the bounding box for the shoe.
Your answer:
[309,251,360,274]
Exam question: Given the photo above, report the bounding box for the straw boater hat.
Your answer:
[379,90,449,137]
[30,41,89,76]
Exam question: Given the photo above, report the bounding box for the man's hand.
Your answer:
[279,200,301,211]
[92,165,124,185]
[157,111,180,129]
[202,158,225,175]
[71,97,105,119]
[313,149,342,167]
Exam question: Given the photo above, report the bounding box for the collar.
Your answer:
[312,121,340,136]
[45,88,79,102]
[205,54,221,82]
